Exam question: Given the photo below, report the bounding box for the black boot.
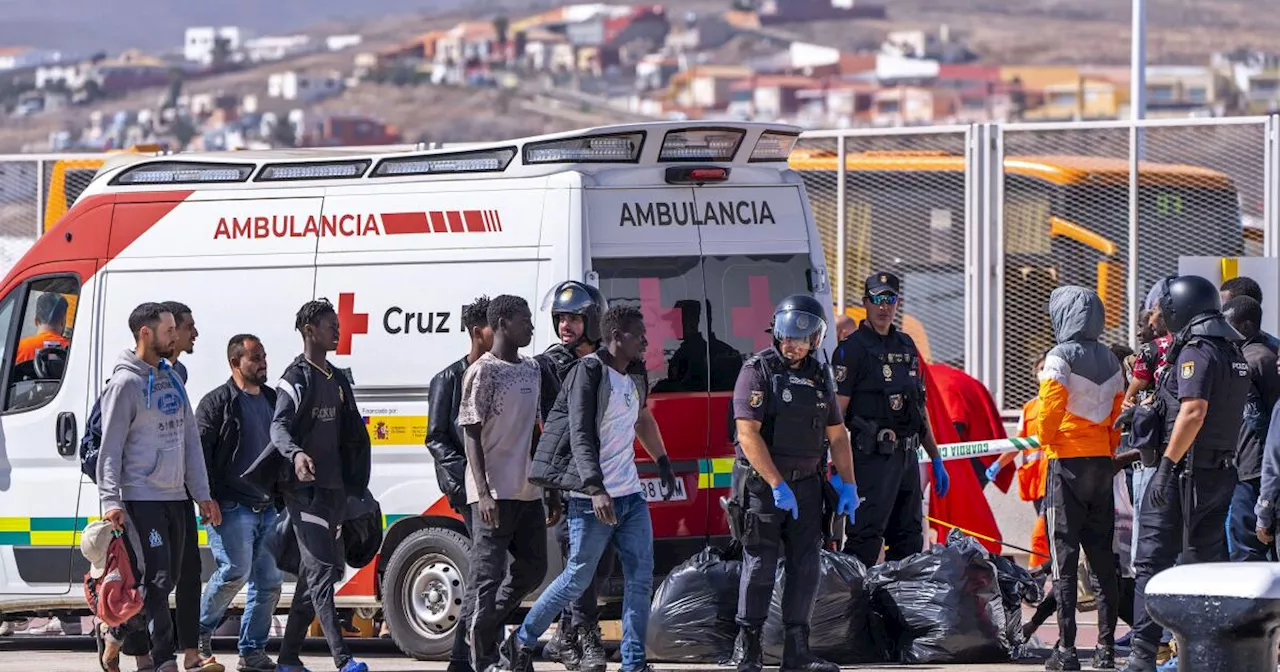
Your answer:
[1045,646,1081,671]
[780,626,839,672]
[736,626,763,672]
[1092,644,1115,670]
[552,621,582,670]
[577,624,606,672]
[1120,638,1158,672]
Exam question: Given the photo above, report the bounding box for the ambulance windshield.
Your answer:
[592,254,811,394]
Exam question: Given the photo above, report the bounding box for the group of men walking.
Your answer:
[92,299,373,672]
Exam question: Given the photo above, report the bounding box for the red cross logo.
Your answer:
[638,277,683,371]
[731,276,776,351]
[336,292,369,355]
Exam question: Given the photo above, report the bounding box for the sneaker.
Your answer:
[157,662,181,672]
[578,624,607,672]
[1046,646,1082,671]
[338,661,368,672]
[274,665,311,672]
[1092,645,1115,670]
[198,632,214,660]
[0,621,12,636]
[237,651,276,672]
[1156,657,1178,672]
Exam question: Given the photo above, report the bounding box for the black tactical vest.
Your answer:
[1156,334,1248,465]
[846,327,924,434]
[751,348,831,462]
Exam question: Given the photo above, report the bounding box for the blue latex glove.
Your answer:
[931,457,951,498]
[830,473,860,519]
[772,481,800,519]
[984,462,1002,484]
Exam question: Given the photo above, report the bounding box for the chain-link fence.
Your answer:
[802,115,1280,412]
[0,153,109,276]
[796,127,972,370]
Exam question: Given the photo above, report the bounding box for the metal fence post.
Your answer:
[34,159,43,239]
[836,135,847,312]
[964,124,978,380]
[977,122,1006,407]
[1128,121,1141,347]
[1267,114,1279,258]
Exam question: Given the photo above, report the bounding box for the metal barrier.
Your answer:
[799,115,1280,411]
[3,116,1280,409]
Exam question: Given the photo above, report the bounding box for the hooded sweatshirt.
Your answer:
[97,349,210,512]
[1038,286,1125,460]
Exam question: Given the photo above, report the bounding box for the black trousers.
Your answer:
[123,500,190,667]
[843,447,923,567]
[1046,457,1120,648]
[555,512,616,629]
[1228,477,1275,562]
[173,501,201,651]
[279,486,351,670]
[450,507,474,666]
[736,473,823,628]
[1131,464,1234,653]
[1028,570,1137,635]
[466,499,548,672]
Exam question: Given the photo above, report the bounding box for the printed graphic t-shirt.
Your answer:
[458,352,542,503]
[571,367,642,499]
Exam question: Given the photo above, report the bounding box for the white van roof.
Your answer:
[88,121,804,195]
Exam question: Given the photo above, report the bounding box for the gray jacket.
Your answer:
[97,349,210,512]
[1256,400,1280,530]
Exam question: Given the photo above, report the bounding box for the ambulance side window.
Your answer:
[5,276,79,412]
[593,257,708,394]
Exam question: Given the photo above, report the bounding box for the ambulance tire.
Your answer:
[382,526,472,661]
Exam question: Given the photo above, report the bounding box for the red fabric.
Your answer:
[84,536,143,627]
[1030,514,1051,568]
[929,363,1014,493]
[923,363,1003,555]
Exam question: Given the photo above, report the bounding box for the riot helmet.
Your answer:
[771,294,828,360]
[1159,275,1220,333]
[540,280,607,346]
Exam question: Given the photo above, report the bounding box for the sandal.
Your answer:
[184,659,225,672]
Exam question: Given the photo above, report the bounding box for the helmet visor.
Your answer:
[773,309,827,344]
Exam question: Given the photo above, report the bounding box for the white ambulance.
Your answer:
[0,121,835,657]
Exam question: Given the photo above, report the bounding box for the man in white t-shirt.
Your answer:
[459,295,555,672]
[503,305,677,672]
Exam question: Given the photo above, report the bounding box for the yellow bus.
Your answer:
[790,149,1244,404]
[42,145,166,233]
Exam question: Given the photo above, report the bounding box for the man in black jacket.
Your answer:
[195,334,282,672]
[242,299,372,672]
[425,295,492,672]
[1224,295,1280,562]
[534,281,613,671]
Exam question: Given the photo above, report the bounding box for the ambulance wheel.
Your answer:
[383,527,472,660]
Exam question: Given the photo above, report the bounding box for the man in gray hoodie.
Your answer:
[97,302,221,672]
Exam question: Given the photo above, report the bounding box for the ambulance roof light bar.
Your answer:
[372,147,516,177]
[110,161,254,185]
[749,131,801,162]
[256,160,371,182]
[658,128,744,162]
[523,131,645,164]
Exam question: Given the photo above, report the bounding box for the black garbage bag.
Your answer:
[342,489,383,569]
[646,545,742,664]
[868,533,1010,664]
[761,549,883,664]
[266,508,300,576]
[991,549,1042,657]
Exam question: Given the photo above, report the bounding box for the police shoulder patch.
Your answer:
[834,365,847,382]
[1181,361,1195,380]
[748,390,764,408]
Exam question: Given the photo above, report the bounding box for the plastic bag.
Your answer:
[990,546,1042,658]
[868,533,1010,664]
[267,509,300,576]
[342,489,383,569]
[761,549,883,664]
[646,546,742,664]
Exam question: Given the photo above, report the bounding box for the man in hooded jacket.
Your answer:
[1037,286,1125,671]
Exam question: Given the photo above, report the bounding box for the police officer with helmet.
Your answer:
[1125,275,1249,672]
[834,272,950,568]
[534,280,617,672]
[729,294,860,672]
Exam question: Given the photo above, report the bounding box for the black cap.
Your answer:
[864,272,901,297]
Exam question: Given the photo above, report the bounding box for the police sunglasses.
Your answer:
[866,294,900,306]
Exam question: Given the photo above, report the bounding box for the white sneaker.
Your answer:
[27,616,80,635]
[0,621,12,636]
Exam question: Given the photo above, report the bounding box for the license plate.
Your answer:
[639,477,688,502]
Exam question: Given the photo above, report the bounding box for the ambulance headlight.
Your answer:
[659,128,744,162]
[372,148,516,176]
[524,132,645,164]
[112,161,254,185]
[749,131,800,162]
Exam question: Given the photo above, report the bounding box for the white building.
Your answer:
[243,35,315,62]
[35,63,91,90]
[185,27,245,64]
[267,70,344,103]
[326,35,364,51]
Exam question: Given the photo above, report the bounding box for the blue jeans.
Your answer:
[518,493,654,670]
[198,501,284,654]
[1131,464,1153,567]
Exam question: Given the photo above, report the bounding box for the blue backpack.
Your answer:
[79,392,105,483]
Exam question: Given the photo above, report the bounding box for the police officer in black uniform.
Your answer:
[833,272,950,568]
[1125,275,1249,672]
[534,280,614,672]
[730,294,859,672]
